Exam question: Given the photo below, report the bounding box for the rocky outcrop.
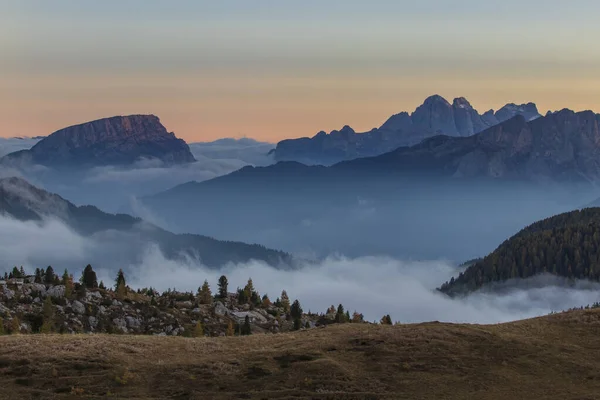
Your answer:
[272,95,542,165]
[1,115,196,168]
[0,281,338,336]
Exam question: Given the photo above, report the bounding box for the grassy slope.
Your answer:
[2,309,600,399]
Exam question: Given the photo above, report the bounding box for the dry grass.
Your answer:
[2,309,600,399]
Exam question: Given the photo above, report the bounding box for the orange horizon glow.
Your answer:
[2,1,600,143]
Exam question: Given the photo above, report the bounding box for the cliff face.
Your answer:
[1,115,196,168]
[272,95,542,165]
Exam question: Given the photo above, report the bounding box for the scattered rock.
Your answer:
[71,300,86,315]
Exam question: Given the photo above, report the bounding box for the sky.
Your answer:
[1,1,600,142]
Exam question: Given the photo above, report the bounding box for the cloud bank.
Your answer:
[2,214,598,325]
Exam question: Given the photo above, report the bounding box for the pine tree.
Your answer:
[19,266,25,277]
[291,299,303,331]
[335,304,346,323]
[380,314,393,325]
[280,290,290,313]
[99,281,106,290]
[0,316,4,335]
[115,269,127,299]
[345,310,351,323]
[194,321,204,337]
[241,315,252,335]
[304,321,311,329]
[226,321,235,337]
[218,275,228,299]
[44,266,55,284]
[198,280,212,304]
[34,268,42,283]
[11,266,20,279]
[237,287,248,304]
[81,265,98,289]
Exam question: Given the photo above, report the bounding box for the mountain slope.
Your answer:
[272,95,542,165]
[439,208,600,295]
[1,115,196,168]
[3,310,600,399]
[0,177,292,268]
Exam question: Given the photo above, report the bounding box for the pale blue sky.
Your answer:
[2,0,600,141]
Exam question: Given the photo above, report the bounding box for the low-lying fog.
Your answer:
[2,215,599,325]
[0,138,274,212]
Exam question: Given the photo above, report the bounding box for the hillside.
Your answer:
[439,208,600,295]
[2,309,600,399]
[0,177,293,269]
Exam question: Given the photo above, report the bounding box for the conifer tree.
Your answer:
[226,321,235,337]
[280,290,290,313]
[0,316,4,335]
[81,265,98,289]
[218,275,228,299]
[11,266,20,279]
[352,311,364,323]
[198,280,212,304]
[34,268,42,283]
[11,317,20,334]
[261,294,271,307]
[241,315,252,335]
[244,278,255,298]
[62,269,73,298]
[19,266,25,277]
[41,296,54,334]
[380,314,393,325]
[194,321,204,337]
[291,299,303,330]
[335,304,346,323]
[99,281,106,290]
[44,266,55,284]
[115,269,127,299]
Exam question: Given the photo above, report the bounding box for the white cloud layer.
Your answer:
[2,213,594,325]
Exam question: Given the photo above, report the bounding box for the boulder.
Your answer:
[71,300,86,315]
[214,302,228,316]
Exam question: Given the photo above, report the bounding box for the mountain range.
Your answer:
[272,95,542,165]
[0,177,292,269]
[0,115,196,169]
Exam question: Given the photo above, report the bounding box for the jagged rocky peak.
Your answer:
[1,114,196,168]
[452,97,474,109]
[496,102,541,122]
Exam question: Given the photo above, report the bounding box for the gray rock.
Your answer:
[88,316,98,330]
[1,286,15,300]
[125,316,141,329]
[214,301,228,316]
[71,300,85,315]
[45,285,65,299]
[112,318,128,333]
[112,299,122,307]
[85,291,102,301]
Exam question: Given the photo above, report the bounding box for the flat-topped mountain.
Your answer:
[272,95,542,165]
[1,115,196,168]
[0,177,292,269]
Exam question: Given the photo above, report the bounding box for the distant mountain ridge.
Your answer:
[272,95,542,165]
[1,115,196,168]
[0,177,292,268]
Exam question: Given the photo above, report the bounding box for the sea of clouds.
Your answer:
[2,214,599,325]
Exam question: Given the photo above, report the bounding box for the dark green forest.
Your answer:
[439,208,600,296]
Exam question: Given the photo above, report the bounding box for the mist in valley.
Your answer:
[2,213,599,324]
